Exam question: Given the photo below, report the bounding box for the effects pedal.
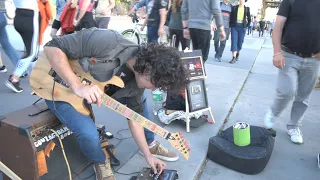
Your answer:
[131,167,179,180]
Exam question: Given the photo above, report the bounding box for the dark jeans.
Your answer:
[270,29,273,36]
[247,26,252,35]
[259,27,264,37]
[169,28,190,50]
[45,93,154,163]
[231,23,246,52]
[189,28,211,62]
[214,28,230,58]
[147,22,159,43]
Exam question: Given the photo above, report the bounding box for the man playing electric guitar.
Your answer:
[42,27,188,180]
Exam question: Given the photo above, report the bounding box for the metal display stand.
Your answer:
[182,49,215,132]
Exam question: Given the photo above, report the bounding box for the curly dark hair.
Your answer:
[134,43,188,91]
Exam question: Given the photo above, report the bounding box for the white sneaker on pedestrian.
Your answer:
[287,129,303,144]
[0,65,7,73]
[263,110,277,129]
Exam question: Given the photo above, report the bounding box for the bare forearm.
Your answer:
[143,16,148,27]
[159,9,166,28]
[77,10,87,21]
[44,47,82,91]
[106,0,115,11]
[77,0,90,21]
[71,0,78,8]
[272,19,286,54]
[128,120,151,156]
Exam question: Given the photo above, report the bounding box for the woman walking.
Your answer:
[5,0,41,93]
[0,10,20,73]
[229,0,251,64]
[168,0,189,50]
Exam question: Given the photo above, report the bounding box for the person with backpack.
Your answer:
[129,0,169,43]
[212,0,232,62]
[264,0,320,144]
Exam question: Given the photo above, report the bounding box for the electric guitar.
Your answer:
[30,52,190,160]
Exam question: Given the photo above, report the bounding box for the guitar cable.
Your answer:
[50,81,73,180]
[49,129,72,180]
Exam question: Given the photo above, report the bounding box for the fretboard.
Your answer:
[101,94,170,139]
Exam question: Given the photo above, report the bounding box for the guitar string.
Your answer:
[102,94,170,139]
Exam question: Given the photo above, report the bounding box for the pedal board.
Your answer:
[131,167,178,180]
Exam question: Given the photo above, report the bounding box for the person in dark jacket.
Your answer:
[229,0,250,64]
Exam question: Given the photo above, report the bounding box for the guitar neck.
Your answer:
[101,94,170,139]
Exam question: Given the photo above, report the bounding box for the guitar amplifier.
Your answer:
[0,102,92,180]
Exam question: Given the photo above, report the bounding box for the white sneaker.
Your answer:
[264,110,277,129]
[287,129,303,144]
[158,109,186,124]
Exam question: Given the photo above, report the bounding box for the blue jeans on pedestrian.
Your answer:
[45,93,154,163]
[147,23,159,43]
[231,23,246,52]
[0,13,20,65]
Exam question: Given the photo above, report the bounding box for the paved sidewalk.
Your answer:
[200,36,320,180]
[0,24,319,180]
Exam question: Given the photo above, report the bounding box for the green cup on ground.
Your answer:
[233,122,251,146]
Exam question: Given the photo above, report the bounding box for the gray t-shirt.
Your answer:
[44,28,145,112]
[45,28,139,82]
[181,0,223,30]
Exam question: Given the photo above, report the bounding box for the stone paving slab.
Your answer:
[200,39,320,180]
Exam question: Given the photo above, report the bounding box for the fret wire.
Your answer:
[103,94,169,137]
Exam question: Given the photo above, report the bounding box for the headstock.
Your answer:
[168,132,190,160]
